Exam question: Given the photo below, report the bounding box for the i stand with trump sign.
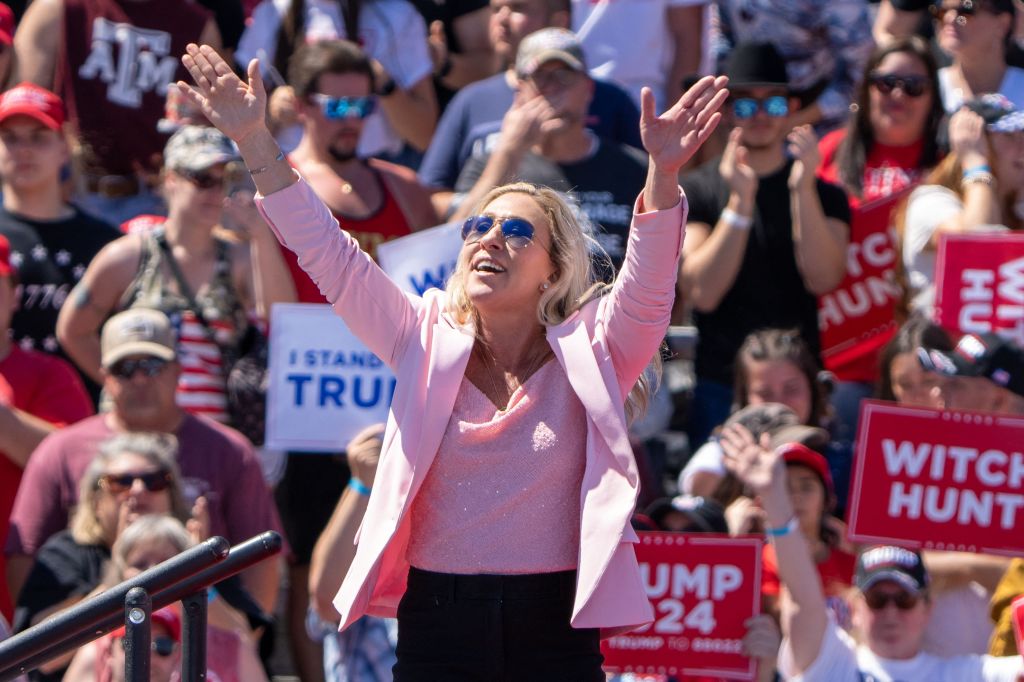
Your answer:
[264,222,461,451]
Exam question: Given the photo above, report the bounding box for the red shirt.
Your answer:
[816,130,926,383]
[761,541,856,600]
[0,345,93,621]
[281,169,413,303]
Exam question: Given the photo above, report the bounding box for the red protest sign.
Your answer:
[934,233,1024,347]
[848,400,1024,555]
[602,533,762,680]
[818,200,902,378]
[1012,596,1024,655]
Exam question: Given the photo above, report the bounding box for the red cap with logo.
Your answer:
[0,83,67,130]
[0,234,12,277]
[0,4,13,46]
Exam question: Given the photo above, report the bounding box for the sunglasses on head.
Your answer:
[863,589,921,611]
[310,94,377,120]
[180,169,226,190]
[869,73,929,98]
[732,95,789,120]
[109,357,169,380]
[100,469,172,494]
[461,215,537,249]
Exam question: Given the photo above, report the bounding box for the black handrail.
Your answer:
[0,531,281,682]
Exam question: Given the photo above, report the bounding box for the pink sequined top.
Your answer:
[407,359,587,574]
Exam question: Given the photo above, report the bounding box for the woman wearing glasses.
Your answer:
[815,37,943,447]
[179,41,727,678]
[57,125,296,430]
[934,0,1024,113]
[63,515,269,682]
[12,434,192,680]
[719,421,1024,681]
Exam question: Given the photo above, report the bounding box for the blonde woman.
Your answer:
[179,42,728,678]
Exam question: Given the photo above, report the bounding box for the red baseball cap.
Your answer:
[778,441,835,499]
[112,605,182,642]
[0,4,13,46]
[0,83,67,130]
[0,234,12,277]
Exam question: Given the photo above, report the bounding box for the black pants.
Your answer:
[393,567,605,681]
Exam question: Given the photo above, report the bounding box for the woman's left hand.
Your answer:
[640,75,729,175]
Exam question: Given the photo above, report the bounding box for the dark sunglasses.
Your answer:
[109,357,169,380]
[869,73,929,98]
[732,95,789,120]
[181,169,226,190]
[100,469,172,494]
[461,215,537,249]
[863,589,921,611]
[930,3,981,22]
[310,94,377,120]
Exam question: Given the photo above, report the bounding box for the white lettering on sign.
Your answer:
[882,439,1024,486]
[956,257,1024,346]
[641,563,743,600]
[887,482,1024,529]
[78,18,177,107]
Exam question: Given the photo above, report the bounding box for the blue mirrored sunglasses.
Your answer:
[732,95,789,120]
[310,94,377,120]
[461,215,536,249]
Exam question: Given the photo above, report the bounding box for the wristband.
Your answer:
[376,77,397,97]
[349,477,372,497]
[721,207,753,231]
[435,56,453,79]
[765,516,799,538]
[248,150,285,176]
[962,171,996,188]
[962,163,992,176]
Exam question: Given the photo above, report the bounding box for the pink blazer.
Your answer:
[257,177,687,636]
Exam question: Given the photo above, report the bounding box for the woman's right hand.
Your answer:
[949,108,990,167]
[179,44,269,145]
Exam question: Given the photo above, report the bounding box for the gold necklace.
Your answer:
[475,341,551,411]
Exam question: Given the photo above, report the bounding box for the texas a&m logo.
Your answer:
[78,18,177,108]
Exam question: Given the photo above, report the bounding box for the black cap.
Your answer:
[918,332,1024,397]
[645,495,729,533]
[855,546,929,594]
[964,94,1024,134]
[724,42,790,90]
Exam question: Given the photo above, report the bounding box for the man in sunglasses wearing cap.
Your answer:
[720,420,1024,681]
[679,41,851,449]
[6,308,282,617]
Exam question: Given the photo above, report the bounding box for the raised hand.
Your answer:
[719,422,782,496]
[498,90,559,153]
[720,127,758,200]
[178,44,269,145]
[786,124,820,190]
[949,108,989,168]
[640,75,729,175]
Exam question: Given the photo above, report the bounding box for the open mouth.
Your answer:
[473,260,507,274]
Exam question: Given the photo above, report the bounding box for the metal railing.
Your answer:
[0,531,282,682]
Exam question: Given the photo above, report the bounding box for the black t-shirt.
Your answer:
[407,0,491,111]
[680,157,850,385]
[0,205,119,365]
[455,138,649,271]
[14,530,110,682]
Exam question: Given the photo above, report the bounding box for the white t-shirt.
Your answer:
[571,0,708,110]
[902,184,1010,316]
[923,582,995,657]
[678,439,725,494]
[938,66,1024,114]
[779,617,1023,682]
[237,0,432,157]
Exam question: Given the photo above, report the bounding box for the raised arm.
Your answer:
[720,423,829,674]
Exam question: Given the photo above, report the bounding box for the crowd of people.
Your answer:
[0,0,1022,680]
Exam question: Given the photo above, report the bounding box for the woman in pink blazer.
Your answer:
[180,43,728,679]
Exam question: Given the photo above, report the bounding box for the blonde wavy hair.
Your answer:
[445,182,661,422]
[70,433,190,547]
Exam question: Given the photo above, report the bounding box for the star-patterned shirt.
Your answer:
[0,205,120,383]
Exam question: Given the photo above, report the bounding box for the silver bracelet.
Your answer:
[721,207,753,231]
[249,150,286,176]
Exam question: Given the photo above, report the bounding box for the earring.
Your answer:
[541,282,550,291]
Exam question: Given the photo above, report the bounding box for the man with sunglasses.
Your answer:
[679,42,850,449]
[719,421,1024,682]
[451,28,649,272]
[5,308,283,617]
